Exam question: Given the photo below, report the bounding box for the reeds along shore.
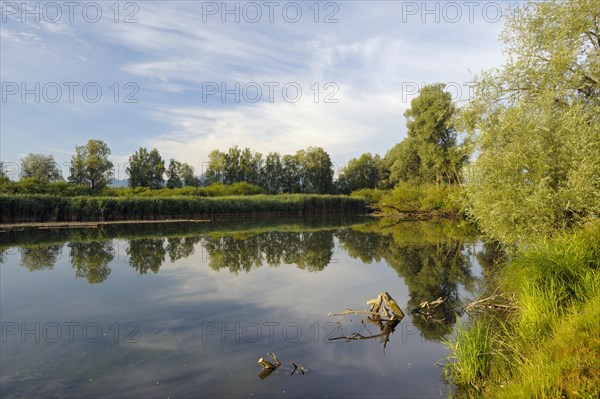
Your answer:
[0,194,370,223]
[443,222,600,398]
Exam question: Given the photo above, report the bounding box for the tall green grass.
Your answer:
[443,320,494,389]
[0,194,369,223]
[443,221,600,398]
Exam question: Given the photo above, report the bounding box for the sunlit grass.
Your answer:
[443,221,600,398]
[443,320,494,389]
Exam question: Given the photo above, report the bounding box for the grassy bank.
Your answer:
[443,221,600,398]
[0,194,370,223]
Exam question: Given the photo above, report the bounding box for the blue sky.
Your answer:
[1,1,512,179]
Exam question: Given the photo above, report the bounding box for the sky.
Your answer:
[0,0,514,180]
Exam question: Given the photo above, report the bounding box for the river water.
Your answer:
[0,217,497,398]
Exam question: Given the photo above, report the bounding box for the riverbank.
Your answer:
[444,221,600,398]
[0,194,370,223]
[352,183,463,220]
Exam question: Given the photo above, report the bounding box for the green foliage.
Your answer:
[204,146,334,194]
[179,162,196,187]
[385,84,467,186]
[375,183,461,217]
[337,153,386,193]
[20,153,63,182]
[164,159,195,188]
[443,320,494,389]
[68,139,114,192]
[0,179,92,196]
[261,152,284,194]
[461,0,600,245]
[300,146,335,194]
[444,221,600,397]
[165,159,183,189]
[99,182,264,197]
[384,140,422,185]
[350,188,387,203]
[126,147,165,189]
[0,194,369,223]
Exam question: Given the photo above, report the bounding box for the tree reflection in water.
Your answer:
[9,220,500,341]
[69,241,114,284]
[21,245,63,271]
[126,238,166,274]
[338,221,483,340]
[204,230,335,273]
[166,237,202,262]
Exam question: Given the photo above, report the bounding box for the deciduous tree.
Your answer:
[68,139,114,191]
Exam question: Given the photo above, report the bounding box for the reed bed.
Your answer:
[0,194,369,223]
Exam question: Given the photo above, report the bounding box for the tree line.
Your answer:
[1,83,466,195]
[2,0,596,243]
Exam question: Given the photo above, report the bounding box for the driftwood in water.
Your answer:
[410,296,448,324]
[330,292,405,320]
[366,291,405,320]
[411,296,447,313]
[257,353,305,379]
[258,358,277,370]
[328,292,405,353]
[328,318,401,352]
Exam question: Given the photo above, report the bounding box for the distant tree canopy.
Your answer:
[68,139,114,192]
[20,153,63,182]
[460,0,600,244]
[384,84,466,186]
[166,159,196,189]
[336,153,386,194]
[127,147,165,189]
[205,146,334,194]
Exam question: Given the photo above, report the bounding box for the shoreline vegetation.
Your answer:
[444,222,600,398]
[0,194,370,224]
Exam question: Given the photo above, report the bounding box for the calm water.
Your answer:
[0,218,496,398]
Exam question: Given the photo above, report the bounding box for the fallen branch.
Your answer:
[329,292,405,353]
[411,296,447,313]
[464,291,518,313]
[328,309,384,317]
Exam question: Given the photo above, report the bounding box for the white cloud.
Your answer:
[2,1,506,166]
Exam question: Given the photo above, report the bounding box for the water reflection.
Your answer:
[21,245,62,271]
[3,219,498,341]
[337,222,477,340]
[1,218,504,398]
[383,241,472,339]
[205,231,335,273]
[69,241,113,284]
[127,238,166,275]
[166,236,201,262]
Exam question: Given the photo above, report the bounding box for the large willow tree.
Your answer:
[462,0,600,244]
